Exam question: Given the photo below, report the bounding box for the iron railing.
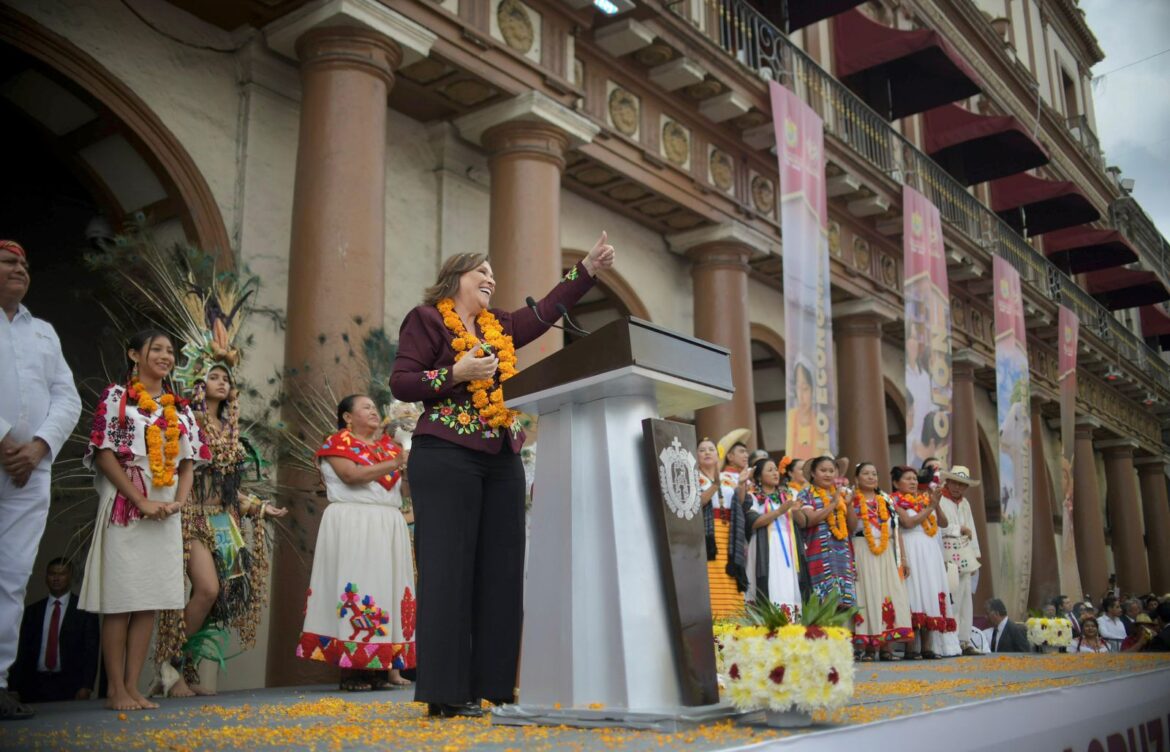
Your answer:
[666,0,1170,391]
[1066,115,1104,168]
[1110,196,1170,293]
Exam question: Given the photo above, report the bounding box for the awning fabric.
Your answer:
[1042,226,1138,274]
[1086,267,1169,310]
[786,0,866,31]
[991,172,1101,236]
[833,9,982,119]
[1140,304,1170,338]
[924,103,1049,185]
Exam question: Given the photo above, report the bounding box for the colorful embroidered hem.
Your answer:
[852,627,915,649]
[910,612,958,633]
[296,632,416,670]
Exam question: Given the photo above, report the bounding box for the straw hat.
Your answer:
[716,428,751,463]
[939,465,981,487]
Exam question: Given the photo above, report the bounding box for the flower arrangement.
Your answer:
[382,399,422,450]
[715,593,858,723]
[1026,617,1073,648]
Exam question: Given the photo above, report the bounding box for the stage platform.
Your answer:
[2,653,1168,751]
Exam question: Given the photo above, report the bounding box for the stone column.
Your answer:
[1027,398,1060,610]
[951,350,994,607]
[1098,439,1150,595]
[1073,417,1109,600]
[454,92,599,369]
[669,223,775,447]
[264,2,435,687]
[1135,457,1170,594]
[833,300,897,483]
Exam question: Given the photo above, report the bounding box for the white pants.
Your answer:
[954,571,973,647]
[0,465,51,689]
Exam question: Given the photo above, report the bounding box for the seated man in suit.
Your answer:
[10,559,99,702]
[985,598,1029,653]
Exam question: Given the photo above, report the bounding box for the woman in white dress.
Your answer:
[79,330,208,711]
[745,458,804,614]
[1072,617,1111,653]
[890,466,960,658]
[297,395,415,690]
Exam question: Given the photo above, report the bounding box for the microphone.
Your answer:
[525,296,568,332]
[556,303,591,336]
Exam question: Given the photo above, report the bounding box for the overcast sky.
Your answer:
[1079,0,1170,239]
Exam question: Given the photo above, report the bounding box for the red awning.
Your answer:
[924,104,1049,185]
[1042,226,1138,274]
[991,172,1101,236]
[1086,267,1169,310]
[834,9,982,119]
[787,0,866,31]
[1141,304,1170,338]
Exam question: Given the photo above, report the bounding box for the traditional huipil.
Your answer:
[891,491,960,656]
[938,468,982,650]
[798,484,856,607]
[745,488,805,612]
[79,384,209,615]
[297,430,416,672]
[702,470,748,619]
[850,490,914,651]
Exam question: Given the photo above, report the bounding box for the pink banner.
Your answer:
[903,186,952,469]
[1057,305,1083,599]
[770,81,836,458]
[994,256,1033,618]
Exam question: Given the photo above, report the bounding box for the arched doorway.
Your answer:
[884,377,908,468]
[978,427,1002,523]
[749,324,786,452]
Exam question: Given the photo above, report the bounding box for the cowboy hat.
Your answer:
[716,428,751,463]
[939,465,981,487]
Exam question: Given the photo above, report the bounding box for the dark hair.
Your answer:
[920,456,941,471]
[723,441,749,468]
[1156,602,1170,624]
[985,598,1008,617]
[45,557,72,574]
[752,457,777,490]
[1052,594,1068,610]
[1101,595,1119,612]
[1080,615,1099,630]
[781,456,801,482]
[808,455,836,479]
[336,394,365,430]
[794,362,813,390]
[891,465,918,486]
[422,252,489,306]
[125,329,178,392]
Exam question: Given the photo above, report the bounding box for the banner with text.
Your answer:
[771,81,836,458]
[1057,305,1083,599]
[994,256,1033,618]
[903,186,953,469]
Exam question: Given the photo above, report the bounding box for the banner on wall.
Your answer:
[902,186,953,469]
[994,256,1033,618]
[770,81,836,458]
[1057,305,1084,599]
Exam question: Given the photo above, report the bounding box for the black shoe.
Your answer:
[427,702,484,718]
[485,697,514,707]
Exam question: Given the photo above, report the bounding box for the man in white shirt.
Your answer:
[0,240,82,720]
[938,465,983,656]
[1098,596,1128,651]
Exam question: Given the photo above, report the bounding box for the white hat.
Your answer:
[939,465,981,487]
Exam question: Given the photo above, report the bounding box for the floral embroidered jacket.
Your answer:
[390,260,596,454]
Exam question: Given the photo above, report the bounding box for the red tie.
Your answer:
[46,600,61,671]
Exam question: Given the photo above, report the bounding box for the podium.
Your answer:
[492,317,738,730]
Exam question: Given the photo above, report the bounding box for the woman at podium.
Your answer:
[390,235,614,718]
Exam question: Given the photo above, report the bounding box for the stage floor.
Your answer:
[2,653,1168,751]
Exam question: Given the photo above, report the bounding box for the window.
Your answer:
[1060,67,1079,119]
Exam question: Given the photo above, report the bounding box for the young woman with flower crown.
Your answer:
[744,458,805,614]
[890,465,959,659]
[78,330,209,711]
[390,234,614,718]
[153,364,287,698]
[849,462,914,660]
[794,456,857,609]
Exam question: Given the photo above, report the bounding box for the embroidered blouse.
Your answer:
[389,261,596,454]
[316,429,402,491]
[84,383,209,471]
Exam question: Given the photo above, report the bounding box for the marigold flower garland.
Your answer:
[855,491,890,556]
[894,491,937,536]
[812,485,849,540]
[135,382,180,487]
[437,299,519,429]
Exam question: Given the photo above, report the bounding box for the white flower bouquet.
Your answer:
[1025,617,1073,648]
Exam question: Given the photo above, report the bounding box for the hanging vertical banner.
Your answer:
[994,256,1033,618]
[770,81,836,458]
[903,186,953,469]
[1057,305,1084,599]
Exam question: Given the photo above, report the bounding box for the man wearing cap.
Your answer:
[937,465,982,656]
[0,240,82,720]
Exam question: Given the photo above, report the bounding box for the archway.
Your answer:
[884,377,908,469]
[978,426,1002,523]
[561,250,650,345]
[749,323,785,452]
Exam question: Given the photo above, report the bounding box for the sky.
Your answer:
[1079,0,1170,239]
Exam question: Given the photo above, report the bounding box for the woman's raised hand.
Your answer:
[452,343,499,383]
[583,231,615,275]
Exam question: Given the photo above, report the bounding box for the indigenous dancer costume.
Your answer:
[745,487,805,612]
[892,490,960,656]
[297,430,415,672]
[798,484,856,607]
[78,384,208,615]
[703,468,748,618]
[938,466,982,651]
[850,490,913,652]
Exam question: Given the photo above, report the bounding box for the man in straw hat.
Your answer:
[937,465,983,655]
[0,240,81,719]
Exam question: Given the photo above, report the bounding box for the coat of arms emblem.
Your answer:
[658,436,700,520]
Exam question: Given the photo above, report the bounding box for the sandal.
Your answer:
[340,676,373,692]
[904,651,923,660]
[0,690,34,721]
[859,653,875,662]
[880,652,902,662]
[921,650,940,660]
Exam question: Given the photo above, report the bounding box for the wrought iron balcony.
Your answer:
[1066,115,1104,168]
[1111,196,1170,294]
[667,0,1170,392]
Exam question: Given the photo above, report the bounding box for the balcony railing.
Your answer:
[667,0,1170,393]
[1066,115,1104,168]
[1110,196,1170,293]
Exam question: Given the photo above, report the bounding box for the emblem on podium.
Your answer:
[658,437,701,520]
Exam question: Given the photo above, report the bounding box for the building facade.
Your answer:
[1,0,1167,690]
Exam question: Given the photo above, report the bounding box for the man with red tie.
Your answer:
[10,559,99,704]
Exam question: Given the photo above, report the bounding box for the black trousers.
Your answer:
[408,435,526,704]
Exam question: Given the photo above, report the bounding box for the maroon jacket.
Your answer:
[390,261,596,454]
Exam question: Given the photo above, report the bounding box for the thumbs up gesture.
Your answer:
[583,231,615,276]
